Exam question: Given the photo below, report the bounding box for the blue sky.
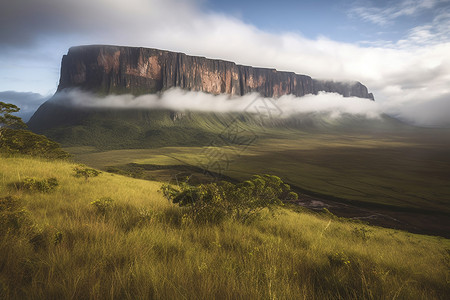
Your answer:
[203,0,449,43]
[204,0,387,42]
[0,0,449,125]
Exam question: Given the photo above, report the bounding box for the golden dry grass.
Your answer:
[1,155,449,299]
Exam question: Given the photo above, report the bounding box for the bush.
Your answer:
[0,196,47,250]
[12,177,59,193]
[328,251,351,267]
[74,166,101,181]
[90,197,114,215]
[352,226,372,241]
[0,196,32,235]
[160,174,296,224]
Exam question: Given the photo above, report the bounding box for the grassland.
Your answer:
[34,107,450,213]
[69,125,450,214]
[1,154,449,299]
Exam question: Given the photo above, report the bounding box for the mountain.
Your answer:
[56,45,374,99]
[28,45,376,148]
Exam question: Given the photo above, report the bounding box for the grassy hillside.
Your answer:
[1,154,449,299]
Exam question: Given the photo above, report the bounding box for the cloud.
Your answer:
[52,88,383,120]
[350,0,448,26]
[0,0,449,127]
[0,0,199,49]
[383,93,450,127]
[51,87,450,127]
[0,91,49,121]
[397,8,450,48]
[52,88,450,127]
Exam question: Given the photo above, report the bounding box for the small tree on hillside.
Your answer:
[0,101,70,159]
[0,102,27,137]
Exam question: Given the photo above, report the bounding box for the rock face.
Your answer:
[58,45,374,100]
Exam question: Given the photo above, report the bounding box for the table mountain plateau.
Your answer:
[28,45,377,149]
[54,45,374,99]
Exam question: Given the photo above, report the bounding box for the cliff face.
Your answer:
[58,45,374,100]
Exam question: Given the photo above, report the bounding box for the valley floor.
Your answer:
[67,126,450,238]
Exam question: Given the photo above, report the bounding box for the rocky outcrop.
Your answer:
[57,45,374,100]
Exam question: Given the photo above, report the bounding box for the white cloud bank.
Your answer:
[54,88,450,127]
[53,88,380,119]
[1,0,449,127]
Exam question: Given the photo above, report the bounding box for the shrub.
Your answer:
[74,166,101,181]
[90,197,114,215]
[328,251,351,267]
[0,196,32,234]
[160,174,296,224]
[352,226,372,241]
[12,177,59,193]
[0,196,47,250]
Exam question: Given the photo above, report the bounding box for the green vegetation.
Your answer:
[1,155,448,299]
[32,109,238,150]
[1,102,69,159]
[0,196,32,235]
[1,129,70,159]
[70,125,450,215]
[0,101,27,132]
[73,165,101,181]
[161,174,297,224]
[90,197,115,215]
[31,105,450,213]
[11,177,59,193]
[28,103,450,211]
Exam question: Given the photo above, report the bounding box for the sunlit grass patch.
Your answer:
[1,155,449,299]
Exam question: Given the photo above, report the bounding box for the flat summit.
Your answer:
[57,45,374,99]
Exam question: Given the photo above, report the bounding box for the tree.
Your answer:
[0,102,27,137]
[0,102,70,159]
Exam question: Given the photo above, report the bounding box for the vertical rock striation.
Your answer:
[57,45,374,100]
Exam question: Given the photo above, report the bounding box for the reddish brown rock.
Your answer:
[58,45,374,100]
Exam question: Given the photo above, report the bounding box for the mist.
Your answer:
[49,88,450,127]
[51,88,385,121]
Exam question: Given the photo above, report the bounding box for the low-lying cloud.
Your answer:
[51,88,450,127]
[52,88,382,120]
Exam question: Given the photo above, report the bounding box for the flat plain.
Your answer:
[68,122,450,236]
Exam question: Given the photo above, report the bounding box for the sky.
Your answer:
[0,0,449,126]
